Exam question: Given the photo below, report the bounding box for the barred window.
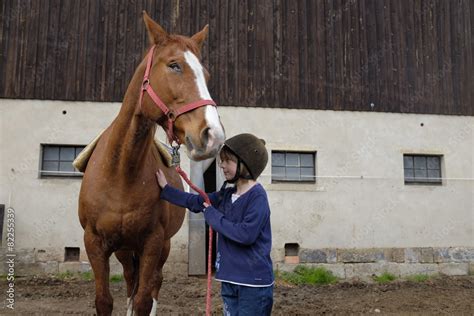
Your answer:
[40,145,85,177]
[403,154,442,184]
[272,151,315,183]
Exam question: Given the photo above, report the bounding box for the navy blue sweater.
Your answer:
[160,182,274,286]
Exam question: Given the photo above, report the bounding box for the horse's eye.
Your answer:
[169,63,182,73]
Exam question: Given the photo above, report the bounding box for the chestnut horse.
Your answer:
[78,12,225,315]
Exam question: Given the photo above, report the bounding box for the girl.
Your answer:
[156,133,273,315]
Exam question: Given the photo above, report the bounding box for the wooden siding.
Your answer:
[0,0,472,115]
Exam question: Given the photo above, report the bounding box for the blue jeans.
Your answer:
[221,282,273,316]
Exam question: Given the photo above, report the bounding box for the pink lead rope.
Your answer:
[175,165,213,316]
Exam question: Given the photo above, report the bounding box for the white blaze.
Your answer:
[183,51,224,137]
[183,51,212,100]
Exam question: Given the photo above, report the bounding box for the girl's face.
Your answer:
[219,158,237,181]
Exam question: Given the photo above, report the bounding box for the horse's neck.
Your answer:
[106,67,157,179]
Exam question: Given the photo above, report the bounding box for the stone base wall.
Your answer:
[276,247,474,279]
[0,247,188,277]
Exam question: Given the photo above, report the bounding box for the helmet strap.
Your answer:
[227,158,254,184]
[227,159,241,184]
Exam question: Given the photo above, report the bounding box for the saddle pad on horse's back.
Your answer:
[72,130,173,172]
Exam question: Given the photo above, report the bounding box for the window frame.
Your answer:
[271,151,316,183]
[403,154,443,185]
[40,144,85,178]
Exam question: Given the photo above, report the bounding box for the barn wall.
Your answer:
[1,99,472,277]
[1,0,473,115]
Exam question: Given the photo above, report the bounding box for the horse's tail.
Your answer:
[130,252,140,304]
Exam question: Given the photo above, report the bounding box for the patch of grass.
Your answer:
[406,274,430,282]
[80,271,94,281]
[0,274,8,281]
[58,271,75,280]
[276,265,338,285]
[109,274,124,283]
[373,272,396,284]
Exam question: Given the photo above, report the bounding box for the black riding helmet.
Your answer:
[221,133,268,183]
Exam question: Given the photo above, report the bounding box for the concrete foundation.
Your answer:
[4,246,473,279]
[275,247,474,279]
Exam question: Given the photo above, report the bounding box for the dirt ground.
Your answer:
[1,274,473,315]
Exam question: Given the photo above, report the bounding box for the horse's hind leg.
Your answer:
[115,250,136,315]
[84,228,113,316]
[150,239,171,316]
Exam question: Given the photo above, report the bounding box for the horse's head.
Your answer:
[139,12,225,161]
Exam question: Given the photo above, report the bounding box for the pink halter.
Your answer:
[138,45,216,144]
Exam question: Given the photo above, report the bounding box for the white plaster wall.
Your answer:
[214,106,473,256]
[1,100,473,268]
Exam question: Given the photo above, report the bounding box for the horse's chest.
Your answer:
[81,173,167,246]
[121,207,158,234]
[93,197,159,236]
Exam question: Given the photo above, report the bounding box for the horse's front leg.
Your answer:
[134,231,164,316]
[114,250,136,315]
[84,227,114,316]
[150,238,171,315]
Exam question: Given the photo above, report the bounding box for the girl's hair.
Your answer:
[219,145,238,163]
[219,146,252,179]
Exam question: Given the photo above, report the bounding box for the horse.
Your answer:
[78,11,225,315]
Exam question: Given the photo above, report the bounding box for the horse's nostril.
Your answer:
[185,136,194,151]
[201,127,211,146]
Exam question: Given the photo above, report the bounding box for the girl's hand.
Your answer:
[155,169,168,189]
[203,202,210,208]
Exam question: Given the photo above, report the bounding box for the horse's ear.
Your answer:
[191,25,209,50]
[143,11,168,45]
